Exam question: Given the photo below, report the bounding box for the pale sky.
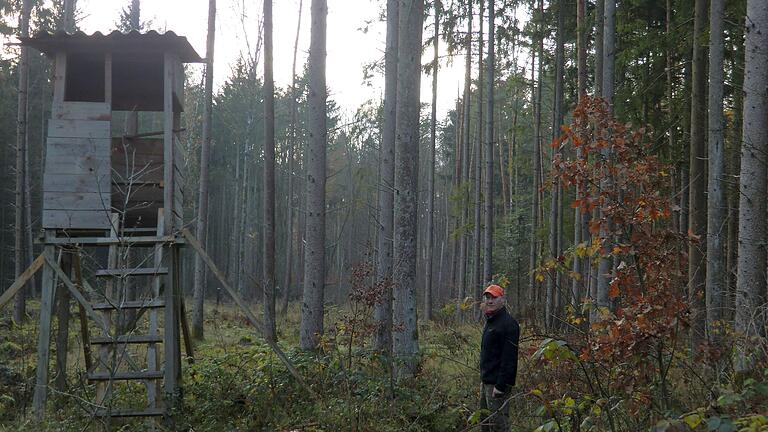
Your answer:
[74,0,467,117]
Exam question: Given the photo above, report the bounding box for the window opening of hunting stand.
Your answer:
[64,52,106,102]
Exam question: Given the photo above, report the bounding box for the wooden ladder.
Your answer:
[87,209,179,420]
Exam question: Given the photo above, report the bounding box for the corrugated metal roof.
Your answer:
[20,30,203,63]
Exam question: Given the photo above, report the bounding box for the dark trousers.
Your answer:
[480,383,510,432]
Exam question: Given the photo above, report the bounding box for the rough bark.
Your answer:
[594,0,604,96]
[689,0,708,350]
[705,0,725,343]
[425,0,439,321]
[735,0,768,371]
[192,0,216,340]
[374,0,398,351]
[392,0,423,376]
[300,0,328,351]
[263,0,277,342]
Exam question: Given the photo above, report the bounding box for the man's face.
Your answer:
[481,294,504,314]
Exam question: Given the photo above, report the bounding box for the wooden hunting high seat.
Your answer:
[20,30,202,422]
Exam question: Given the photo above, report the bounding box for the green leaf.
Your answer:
[683,413,702,429]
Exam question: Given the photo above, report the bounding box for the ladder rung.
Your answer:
[88,370,164,381]
[92,300,165,310]
[95,267,168,277]
[93,407,165,417]
[91,335,163,345]
[43,236,175,246]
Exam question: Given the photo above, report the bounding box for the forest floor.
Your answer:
[0,300,766,431]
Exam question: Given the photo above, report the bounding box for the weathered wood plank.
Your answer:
[48,119,110,139]
[45,154,109,176]
[44,174,110,194]
[43,192,108,211]
[52,102,111,121]
[0,254,45,310]
[47,137,110,158]
[43,210,112,230]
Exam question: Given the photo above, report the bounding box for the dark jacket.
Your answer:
[480,307,520,393]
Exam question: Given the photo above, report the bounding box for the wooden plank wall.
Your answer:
[43,116,112,230]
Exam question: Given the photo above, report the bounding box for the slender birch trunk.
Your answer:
[263,0,277,342]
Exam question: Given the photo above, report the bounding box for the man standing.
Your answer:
[479,284,520,431]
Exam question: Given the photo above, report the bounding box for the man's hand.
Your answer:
[492,387,504,398]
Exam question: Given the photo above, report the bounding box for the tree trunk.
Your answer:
[735,0,768,372]
[483,0,494,287]
[300,0,328,351]
[392,0,424,376]
[12,0,33,325]
[192,0,216,340]
[374,0,398,352]
[572,0,587,309]
[457,0,472,312]
[547,0,565,329]
[594,0,615,323]
[472,0,483,317]
[263,0,277,342]
[528,38,540,318]
[594,0,604,96]
[705,0,725,344]
[282,0,304,315]
[688,0,708,351]
[425,0,439,321]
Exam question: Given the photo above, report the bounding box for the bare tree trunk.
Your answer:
[472,0,483,317]
[300,0,327,351]
[594,0,604,96]
[12,0,33,325]
[457,0,472,312]
[735,0,768,372]
[572,0,587,309]
[483,0,494,287]
[594,0,615,323]
[547,0,565,329]
[263,0,277,342]
[528,44,539,318]
[705,0,725,344]
[688,0,708,351]
[374,0,398,351]
[282,0,304,315]
[192,0,216,340]
[424,0,439,321]
[392,0,423,376]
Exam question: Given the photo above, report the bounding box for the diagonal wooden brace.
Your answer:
[0,253,45,310]
[43,254,110,336]
[181,228,318,399]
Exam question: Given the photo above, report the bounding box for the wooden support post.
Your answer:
[33,234,56,421]
[54,252,71,392]
[147,209,163,408]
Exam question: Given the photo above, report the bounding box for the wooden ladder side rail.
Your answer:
[0,253,45,310]
[43,254,110,336]
[180,228,318,400]
[73,252,93,372]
